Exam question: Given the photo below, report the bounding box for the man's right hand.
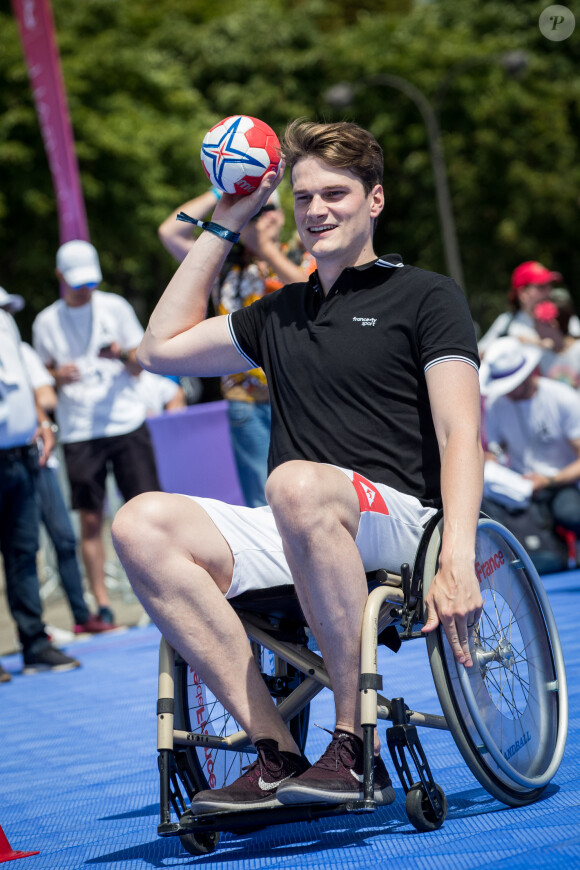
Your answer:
[212,163,285,235]
[54,363,81,386]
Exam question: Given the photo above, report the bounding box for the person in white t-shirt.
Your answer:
[136,370,186,417]
[480,336,580,571]
[32,241,161,626]
[20,342,115,635]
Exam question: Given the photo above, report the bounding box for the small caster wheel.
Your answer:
[179,830,220,856]
[405,782,447,832]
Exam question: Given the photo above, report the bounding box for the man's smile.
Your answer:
[307,224,337,234]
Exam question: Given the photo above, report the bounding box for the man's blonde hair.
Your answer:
[282,119,384,195]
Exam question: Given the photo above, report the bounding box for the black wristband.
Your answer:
[176,212,240,244]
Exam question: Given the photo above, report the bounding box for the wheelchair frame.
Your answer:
[154,515,568,855]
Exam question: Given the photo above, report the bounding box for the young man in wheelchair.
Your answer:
[113,119,484,813]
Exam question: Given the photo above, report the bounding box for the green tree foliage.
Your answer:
[0,0,578,338]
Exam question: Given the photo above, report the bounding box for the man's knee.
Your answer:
[112,494,234,593]
[266,461,358,539]
[111,492,164,553]
[266,461,322,518]
[79,508,103,541]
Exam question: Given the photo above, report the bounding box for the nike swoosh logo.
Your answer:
[350,770,365,783]
[258,773,294,791]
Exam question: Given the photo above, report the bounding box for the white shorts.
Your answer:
[186,466,438,599]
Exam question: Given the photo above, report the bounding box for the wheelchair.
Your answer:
[154,513,568,856]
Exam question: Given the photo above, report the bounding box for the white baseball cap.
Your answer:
[0,286,25,313]
[56,240,102,288]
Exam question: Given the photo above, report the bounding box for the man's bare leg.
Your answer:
[79,509,110,609]
[266,461,367,740]
[112,491,300,753]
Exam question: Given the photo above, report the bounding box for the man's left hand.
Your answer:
[523,471,552,492]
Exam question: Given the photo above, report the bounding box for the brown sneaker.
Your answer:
[74,614,116,635]
[0,664,12,683]
[277,729,396,806]
[190,739,311,814]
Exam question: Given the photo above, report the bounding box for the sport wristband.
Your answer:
[176,211,240,244]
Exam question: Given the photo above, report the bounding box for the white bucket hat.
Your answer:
[479,336,542,399]
[0,286,25,313]
[56,240,102,288]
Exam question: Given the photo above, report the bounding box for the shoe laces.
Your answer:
[314,726,360,771]
[242,740,286,783]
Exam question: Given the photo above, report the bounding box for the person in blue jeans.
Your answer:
[158,188,312,506]
[226,401,272,508]
[0,298,81,676]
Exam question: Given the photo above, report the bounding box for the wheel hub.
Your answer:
[474,636,515,676]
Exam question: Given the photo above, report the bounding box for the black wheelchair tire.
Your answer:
[179,830,220,856]
[405,782,447,832]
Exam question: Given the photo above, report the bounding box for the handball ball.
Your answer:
[200,115,281,195]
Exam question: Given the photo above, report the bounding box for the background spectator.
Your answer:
[535,292,580,389]
[0,290,81,676]
[480,336,580,573]
[478,261,563,357]
[20,342,115,635]
[136,370,186,417]
[32,241,161,627]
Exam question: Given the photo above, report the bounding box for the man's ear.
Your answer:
[370,184,384,219]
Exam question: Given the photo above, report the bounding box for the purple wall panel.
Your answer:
[147,401,245,506]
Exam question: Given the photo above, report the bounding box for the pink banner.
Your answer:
[12,0,89,243]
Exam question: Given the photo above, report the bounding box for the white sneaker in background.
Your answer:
[45,624,76,646]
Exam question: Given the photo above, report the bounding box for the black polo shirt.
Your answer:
[228,255,479,507]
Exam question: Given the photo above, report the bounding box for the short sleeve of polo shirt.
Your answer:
[228,287,284,370]
[415,278,479,373]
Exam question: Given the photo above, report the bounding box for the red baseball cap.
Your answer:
[511,261,562,291]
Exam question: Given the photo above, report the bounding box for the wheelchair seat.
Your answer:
[229,570,403,624]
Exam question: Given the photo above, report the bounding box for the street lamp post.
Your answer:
[325,74,465,292]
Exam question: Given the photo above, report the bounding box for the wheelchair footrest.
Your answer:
[164,800,373,836]
[157,822,182,836]
[386,696,445,822]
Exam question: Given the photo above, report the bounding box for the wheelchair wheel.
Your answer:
[174,642,310,793]
[423,517,568,806]
[179,830,219,856]
[405,782,447,832]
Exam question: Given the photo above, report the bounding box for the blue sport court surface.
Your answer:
[1,569,579,869]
